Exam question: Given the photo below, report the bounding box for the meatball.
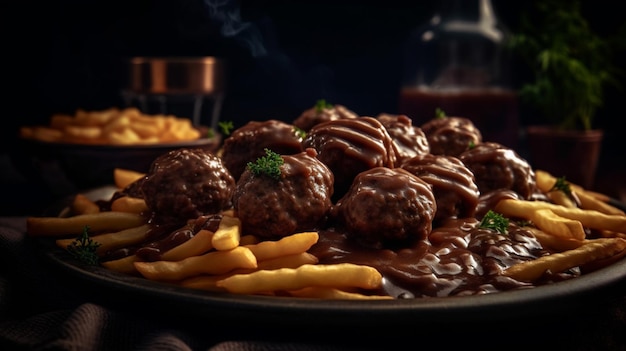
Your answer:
[302,116,397,199]
[293,101,358,132]
[376,113,430,165]
[220,120,304,180]
[401,153,479,224]
[458,142,537,199]
[331,167,436,249]
[233,148,334,239]
[141,148,236,224]
[421,116,482,157]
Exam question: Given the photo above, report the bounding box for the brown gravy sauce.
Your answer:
[100,191,579,299]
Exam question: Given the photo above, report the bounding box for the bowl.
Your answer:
[13,133,222,197]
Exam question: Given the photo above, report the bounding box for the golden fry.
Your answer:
[134,246,257,281]
[523,226,584,252]
[160,229,214,261]
[536,169,623,215]
[216,263,383,294]
[495,199,626,234]
[211,215,241,251]
[113,168,145,189]
[21,108,201,145]
[245,232,319,261]
[178,274,231,292]
[110,196,149,214]
[504,238,626,282]
[287,287,393,300]
[530,209,586,240]
[71,194,100,215]
[256,252,319,270]
[573,189,625,216]
[101,255,140,275]
[56,224,151,256]
[26,212,146,237]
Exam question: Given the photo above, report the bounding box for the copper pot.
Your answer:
[128,57,227,95]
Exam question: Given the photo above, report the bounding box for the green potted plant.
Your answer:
[511,0,620,189]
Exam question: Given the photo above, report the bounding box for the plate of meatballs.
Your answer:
[38,101,626,332]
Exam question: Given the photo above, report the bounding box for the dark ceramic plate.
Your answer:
[36,187,626,330]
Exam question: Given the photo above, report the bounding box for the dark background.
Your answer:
[2,0,625,214]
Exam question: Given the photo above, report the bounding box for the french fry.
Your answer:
[56,224,151,256]
[245,232,319,261]
[71,194,100,215]
[26,212,146,237]
[256,252,319,270]
[160,229,215,261]
[536,169,624,215]
[113,168,145,189]
[503,238,626,282]
[523,226,584,252]
[216,263,383,294]
[21,108,202,145]
[287,287,393,300]
[535,170,578,208]
[573,189,625,216]
[178,274,230,292]
[530,209,586,240]
[495,199,626,234]
[101,255,140,275]
[211,215,241,251]
[134,246,257,281]
[110,196,149,214]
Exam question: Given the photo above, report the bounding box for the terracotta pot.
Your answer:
[525,126,603,189]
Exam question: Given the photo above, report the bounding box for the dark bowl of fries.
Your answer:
[14,107,222,195]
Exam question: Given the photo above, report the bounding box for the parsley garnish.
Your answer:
[66,226,101,266]
[549,176,573,197]
[294,126,307,139]
[479,210,509,234]
[315,99,333,113]
[435,108,447,118]
[247,148,284,179]
[218,121,234,136]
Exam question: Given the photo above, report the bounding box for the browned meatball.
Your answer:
[293,101,358,132]
[220,120,304,180]
[331,167,436,249]
[302,116,397,199]
[140,148,236,224]
[376,113,430,165]
[401,153,479,224]
[458,142,537,200]
[233,148,334,239]
[421,116,482,157]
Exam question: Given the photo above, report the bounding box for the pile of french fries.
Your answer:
[26,168,626,300]
[19,107,201,145]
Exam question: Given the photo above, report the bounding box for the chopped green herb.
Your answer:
[549,176,573,197]
[218,121,234,136]
[66,226,101,266]
[315,99,333,113]
[468,140,476,149]
[294,126,307,139]
[207,128,215,138]
[247,148,284,179]
[435,108,447,118]
[479,210,509,234]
